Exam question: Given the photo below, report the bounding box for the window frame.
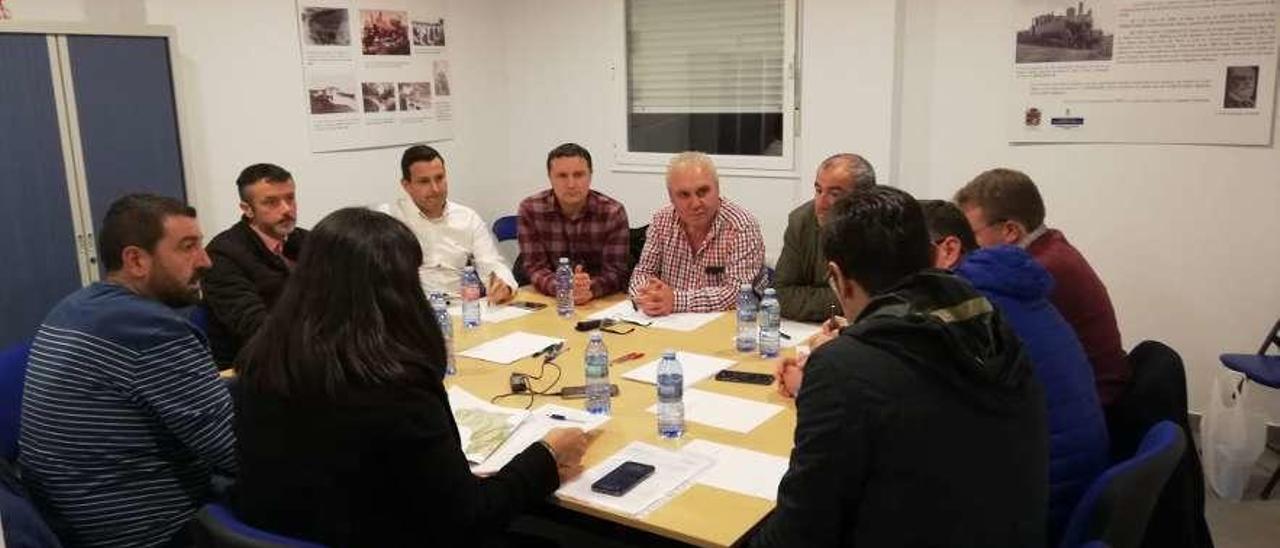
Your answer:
[611,0,799,176]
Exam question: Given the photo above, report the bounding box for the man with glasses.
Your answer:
[774,153,876,321]
[954,168,1129,407]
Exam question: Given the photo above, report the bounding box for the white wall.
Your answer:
[897,0,1280,418]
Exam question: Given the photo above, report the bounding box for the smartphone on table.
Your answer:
[590,461,656,497]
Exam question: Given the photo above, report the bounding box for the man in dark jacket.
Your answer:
[753,187,1048,547]
[203,163,308,367]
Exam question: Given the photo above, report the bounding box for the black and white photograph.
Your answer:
[398,82,432,111]
[362,81,399,112]
[361,9,411,55]
[1223,65,1259,109]
[301,7,350,47]
[1015,1,1113,63]
[307,73,358,114]
[413,18,446,47]
[433,60,451,96]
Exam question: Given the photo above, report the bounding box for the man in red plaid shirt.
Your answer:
[629,152,766,315]
[517,143,630,304]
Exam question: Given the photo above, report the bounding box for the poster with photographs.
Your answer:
[1009,0,1278,145]
[297,0,453,152]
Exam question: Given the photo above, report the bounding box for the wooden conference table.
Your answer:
[445,291,799,547]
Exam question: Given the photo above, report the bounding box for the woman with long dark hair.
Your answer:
[232,208,592,546]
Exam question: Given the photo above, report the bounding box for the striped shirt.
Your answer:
[19,282,237,548]
[628,199,766,312]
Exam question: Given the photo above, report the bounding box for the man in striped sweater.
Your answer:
[19,194,237,547]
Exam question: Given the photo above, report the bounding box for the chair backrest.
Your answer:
[491,215,518,242]
[1256,317,1280,355]
[1,459,62,548]
[1,342,32,462]
[193,503,326,548]
[628,224,648,271]
[1058,421,1186,548]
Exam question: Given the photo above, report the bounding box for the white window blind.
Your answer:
[627,0,785,114]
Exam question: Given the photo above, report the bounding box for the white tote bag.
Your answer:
[1202,371,1267,500]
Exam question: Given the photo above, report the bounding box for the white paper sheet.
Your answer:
[557,441,713,517]
[446,386,531,464]
[472,404,610,475]
[458,332,564,365]
[645,388,784,434]
[681,440,789,501]
[779,320,823,348]
[587,300,723,332]
[447,302,534,325]
[620,352,735,388]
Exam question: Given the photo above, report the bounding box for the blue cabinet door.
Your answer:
[66,35,187,235]
[0,34,84,348]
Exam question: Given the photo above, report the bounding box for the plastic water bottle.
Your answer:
[736,284,758,353]
[430,292,457,375]
[555,257,574,318]
[461,266,482,329]
[759,288,781,358]
[584,332,611,415]
[656,350,684,439]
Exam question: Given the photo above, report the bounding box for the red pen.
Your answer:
[612,352,644,364]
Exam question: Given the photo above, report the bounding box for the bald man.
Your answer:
[628,152,765,316]
[775,153,876,321]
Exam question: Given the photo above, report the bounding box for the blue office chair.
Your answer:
[1219,317,1280,498]
[1058,421,1186,548]
[0,462,62,548]
[492,215,518,242]
[193,503,326,547]
[1,341,32,462]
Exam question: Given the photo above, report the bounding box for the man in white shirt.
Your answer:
[376,145,516,303]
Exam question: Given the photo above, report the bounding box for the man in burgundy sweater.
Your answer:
[955,168,1130,406]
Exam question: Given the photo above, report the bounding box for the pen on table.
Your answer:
[612,351,644,364]
[779,331,791,340]
[547,413,586,423]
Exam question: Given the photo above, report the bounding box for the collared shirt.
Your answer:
[376,198,516,296]
[628,198,765,312]
[1018,224,1049,249]
[249,222,294,268]
[517,189,630,298]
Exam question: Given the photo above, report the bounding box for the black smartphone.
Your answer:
[591,461,656,497]
[511,301,548,311]
[560,384,620,399]
[714,370,775,386]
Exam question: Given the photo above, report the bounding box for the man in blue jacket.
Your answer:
[920,199,1109,544]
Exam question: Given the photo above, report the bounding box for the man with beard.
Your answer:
[203,163,308,367]
[19,194,237,548]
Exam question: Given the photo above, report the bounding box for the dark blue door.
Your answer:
[66,35,187,238]
[0,34,84,348]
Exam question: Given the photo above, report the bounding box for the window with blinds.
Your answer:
[624,0,794,162]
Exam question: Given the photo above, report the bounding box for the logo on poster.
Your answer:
[1050,107,1085,129]
[1025,108,1042,127]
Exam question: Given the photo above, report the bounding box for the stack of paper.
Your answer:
[458,332,564,365]
[446,386,530,465]
[779,319,823,348]
[645,388,784,433]
[557,441,714,516]
[681,440,789,501]
[447,302,534,325]
[620,352,736,387]
[588,300,723,332]
[472,404,610,475]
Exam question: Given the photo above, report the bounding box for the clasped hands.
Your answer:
[773,315,849,398]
